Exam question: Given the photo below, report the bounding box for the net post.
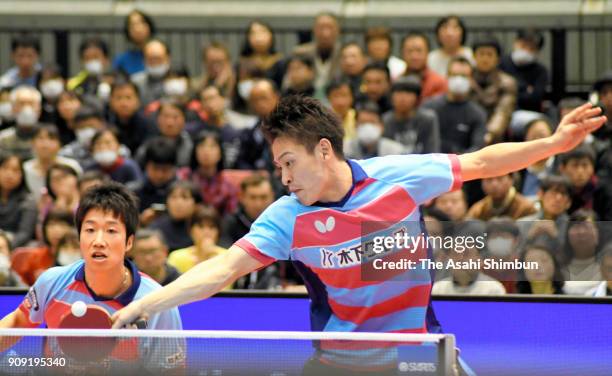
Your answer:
[436,334,456,376]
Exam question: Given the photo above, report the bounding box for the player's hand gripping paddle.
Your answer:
[57,302,117,362]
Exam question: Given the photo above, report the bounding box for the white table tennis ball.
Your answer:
[71,301,87,317]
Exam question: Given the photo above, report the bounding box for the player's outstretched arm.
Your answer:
[111,245,263,329]
[458,103,607,182]
[0,309,32,352]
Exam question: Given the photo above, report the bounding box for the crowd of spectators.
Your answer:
[0,10,611,296]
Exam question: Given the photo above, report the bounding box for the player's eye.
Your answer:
[85,228,95,234]
[285,160,292,168]
[107,228,118,234]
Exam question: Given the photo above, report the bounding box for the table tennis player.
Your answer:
[0,182,185,372]
[113,96,606,375]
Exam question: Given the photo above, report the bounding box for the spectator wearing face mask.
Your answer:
[382,77,440,154]
[54,231,82,267]
[86,128,143,190]
[144,66,194,117]
[499,28,549,112]
[0,34,41,91]
[67,38,110,98]
[106,78,155,155]
[344,101,404,159]
[59,103,130,168]
[130,39,172,106]
[113,10,156,76]
[0,231,26,287]
[422,56,487,154]
[483,218,522,293]
[0,86,42,160]
[38,64,66,127]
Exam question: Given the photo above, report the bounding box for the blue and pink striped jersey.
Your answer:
[236,154,462,368]
[18,259,185,371]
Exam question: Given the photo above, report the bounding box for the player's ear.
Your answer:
[125,235,134,252]
[319,138,332,160]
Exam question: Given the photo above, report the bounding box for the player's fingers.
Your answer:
[575,107,602,122]
[561,102,593,124]
[582,116,607,133]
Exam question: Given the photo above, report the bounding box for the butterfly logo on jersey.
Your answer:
[314,216,335,233]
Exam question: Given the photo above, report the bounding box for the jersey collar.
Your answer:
[315,159,367,208]
[75,258,141,306]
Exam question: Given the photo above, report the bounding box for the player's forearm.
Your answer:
[137,254,240,316]
[459,136,558,181]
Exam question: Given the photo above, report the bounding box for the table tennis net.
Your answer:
[0,329,456,376]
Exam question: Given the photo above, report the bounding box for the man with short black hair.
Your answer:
[471,35,517,143]
[401,31,448,100]
[1,182,184,372]
[383,76,440,153]
[499,28,549,112]
[357,62,392,113]
[130,229,180,286]
[0,34,41,90]
[135,136,178,222]
[113,95,606,374]
[422,56,487,153]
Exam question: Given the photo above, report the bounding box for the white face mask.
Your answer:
[76,127,97,146]
[16,105,39,127]
[84,59,104,75]
[97,82,111,102]
[164,79,188,97]
[93,150,118,166]
[487,237,515,258]
[40,79,64,100]
[357,123,382,145]
[448,76,471,96]
[0,102,13,120]
[146,63,169,78]
[237,80,254,100]
[511,48,536,66]
[57,251,81,266]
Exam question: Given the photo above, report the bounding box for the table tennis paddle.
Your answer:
[56,304,117,362]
